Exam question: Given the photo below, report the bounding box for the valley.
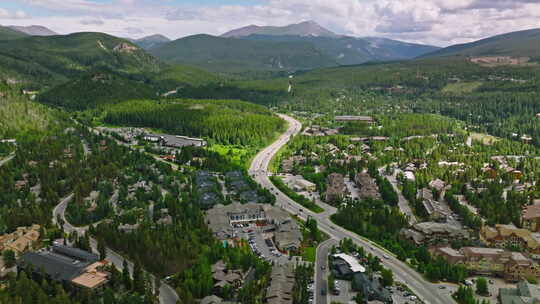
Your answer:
[0,14,540,304]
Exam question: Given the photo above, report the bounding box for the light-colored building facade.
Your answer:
[432,246,540,282]
[481,224,540,259]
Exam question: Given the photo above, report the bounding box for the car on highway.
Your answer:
[383,254,390,259]
[320,265,326,270]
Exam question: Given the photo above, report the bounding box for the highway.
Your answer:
[249,114,454,304]
[52,193,179,304]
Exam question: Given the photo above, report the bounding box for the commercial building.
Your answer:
[292,177,316,192]
[335,116,374,124]
[499,281,540,304]
[205,203,302,252]
[18,245,109,290]
[432,246,540,282]
[144,133,207,148]
[352,273,393,303]
[481,224,540,259]
[332,253,366,278]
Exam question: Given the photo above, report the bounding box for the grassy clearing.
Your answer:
[302,246,316,263]
[208,144,253,169]
[442,81,482,94]
[471,132,499,145]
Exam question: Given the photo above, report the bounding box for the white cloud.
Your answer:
[3,0,540,46]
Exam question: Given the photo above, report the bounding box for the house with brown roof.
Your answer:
[0,225,41,255]
[211,260,245,293]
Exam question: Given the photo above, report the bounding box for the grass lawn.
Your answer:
[302,246,316,263]
[208,144,253,169]
[442,81,482,94]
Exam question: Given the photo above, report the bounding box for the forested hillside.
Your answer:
[150,34,337,73]
[39,72,157,110]
[422,28,540,58]
[227,57,540,146]
[0,82,62,138]
[0,32,162,88]
[103,99,285,146]
[0,25,28,40]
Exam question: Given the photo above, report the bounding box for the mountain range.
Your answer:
[7,25,57,36]
[221,21,339,38]
[422,28,540,59]
[150,21,440,72]
[131,34,171,50]
[1,20,540,87]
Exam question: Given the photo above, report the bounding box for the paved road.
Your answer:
[52,194,179,304]
[379,168,418,225]
[0,153,14,167]
[315,239,338,304]
[250,114,454,304]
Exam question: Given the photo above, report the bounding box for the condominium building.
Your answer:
[481,224,540,259]
[432,246,540,282]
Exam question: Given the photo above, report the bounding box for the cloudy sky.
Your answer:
[1,0,540,46]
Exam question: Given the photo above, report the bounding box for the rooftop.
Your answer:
[333,253,366,273]
[523,203,540,220]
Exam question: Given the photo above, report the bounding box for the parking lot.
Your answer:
[236,224,291,265]
[328,279,355,303]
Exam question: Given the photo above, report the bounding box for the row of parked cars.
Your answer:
[307,280,315,303]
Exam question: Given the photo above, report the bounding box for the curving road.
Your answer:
[0,153,14,167]
[52,194,179,304]
[249,114,454,304]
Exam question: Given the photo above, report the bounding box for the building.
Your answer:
[293,177,317,192]
[429,179,446,192]
[266,264,295,304]
[523,203,540,232]
[18,245,109,290]
[332,253,366,278]
[481,224,540,259]
[405,222,469,244]
[274,219,303,252]
[354,172,381,200]
[352,273,393,303]
[325,173,348,203]
[335,116,374,124]
[205,203,302,251]
[211,260,245,293]
[144,133,207,148]
[499,281,540,304]
[418,188,450,221]
[432,246,540,282]
[0,224,41,256]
